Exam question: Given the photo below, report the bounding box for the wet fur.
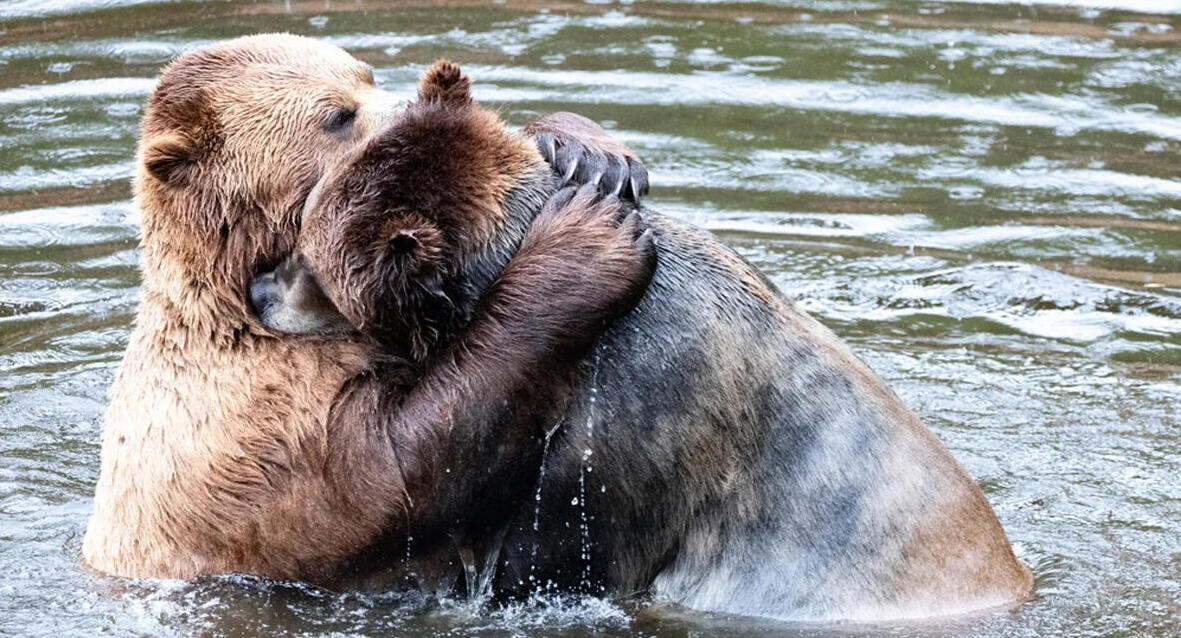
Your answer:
[295,63,541,360]
[83,33,1030,619]
[491,217,1033,619]
[82,37,650,587]
[299,65,1035,619]
[281,63,657,567]
[85,35,392,580]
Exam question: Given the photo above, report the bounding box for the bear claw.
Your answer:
[537,135,648,204]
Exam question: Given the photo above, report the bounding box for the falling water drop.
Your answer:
[403,534,415,586]
[578,344,605,591]
[528,419,564,590]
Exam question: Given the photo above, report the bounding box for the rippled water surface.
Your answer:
[1,0,1179,636]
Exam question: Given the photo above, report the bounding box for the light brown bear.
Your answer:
[82,34,651,585]
[256,62,1034,621]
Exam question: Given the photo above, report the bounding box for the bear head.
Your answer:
[136,34,398,333]
[256,60,552,361]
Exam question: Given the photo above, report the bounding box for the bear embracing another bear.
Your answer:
[85,34,1032,622]
[83,34,652,586]
[252,61,1033,620]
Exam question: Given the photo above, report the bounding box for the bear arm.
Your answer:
[334,185,655,543]
[524,112,650,203]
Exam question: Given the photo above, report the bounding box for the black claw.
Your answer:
[620,209,642,231]
[584,155,606,187]
[554,143,581,186]
[576,150,608,190]
[600,155,626,198]
[615,156,631,197]
[535,133,557,165]
[629,161,650,199]
[560,157,579,187]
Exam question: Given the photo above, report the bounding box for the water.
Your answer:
[0,0,1178,635]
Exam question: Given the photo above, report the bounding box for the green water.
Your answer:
[0,0,1178,636]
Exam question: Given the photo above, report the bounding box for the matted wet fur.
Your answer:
[266,61,1034,621]
[82,35,654,586]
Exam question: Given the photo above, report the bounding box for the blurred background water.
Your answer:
[0,0,1178,636]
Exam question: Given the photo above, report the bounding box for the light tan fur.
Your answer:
[83,34,405,580]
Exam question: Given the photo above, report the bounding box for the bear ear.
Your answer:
[379,214,445,264]
[417,59,472,105]
[380,218,424,260]
[389,229,420,256]
[143,134,196,186]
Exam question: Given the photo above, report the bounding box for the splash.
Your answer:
[475,527,507,602]
[457,546,479,601]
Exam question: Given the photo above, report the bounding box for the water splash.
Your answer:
[475,593,630,632]
[457,523,509,602]
[475,527,507,601]
[457,546,479,601]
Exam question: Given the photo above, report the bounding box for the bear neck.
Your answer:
[138,242,253,347]
[135,196,289,347]
[451,164,556,319]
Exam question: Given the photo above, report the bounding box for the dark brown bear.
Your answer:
[257,62,1032,620]
[250,61,655,579]
[255,62,652,367]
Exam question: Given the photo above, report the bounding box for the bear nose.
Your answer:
[250,272,277,316]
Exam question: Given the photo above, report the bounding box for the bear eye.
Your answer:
[324,107,356,134]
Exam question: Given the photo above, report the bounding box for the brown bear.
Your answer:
[82,34,652,586]
[249,63,656,581]
[252,62,652,363]
[260,62,1034,621]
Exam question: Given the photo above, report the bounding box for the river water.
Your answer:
[0,0,1178,636]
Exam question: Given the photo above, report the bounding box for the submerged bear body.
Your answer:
[236,60,1031,619]
[487,214,1031,620]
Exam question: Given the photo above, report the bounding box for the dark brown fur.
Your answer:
[292,62,651,363]
[261,61,1033,619]
[261,64,656,560]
